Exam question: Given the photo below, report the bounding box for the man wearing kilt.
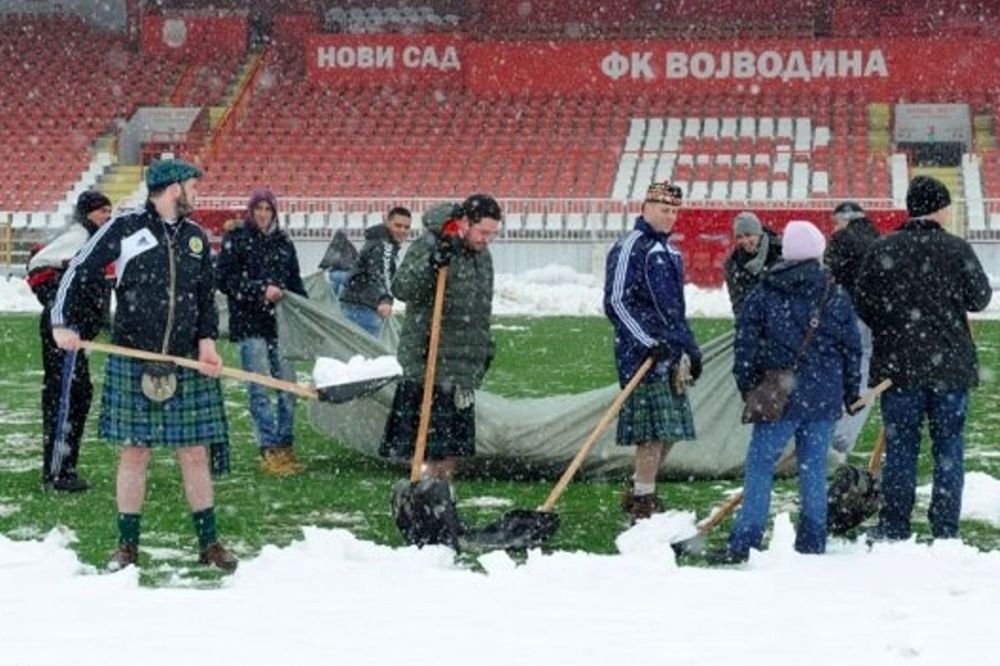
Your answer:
[604,181,703,524]
[51,158,237,572]
[380,195,501,488]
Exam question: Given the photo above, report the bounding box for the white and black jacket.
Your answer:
[52,202,218,358]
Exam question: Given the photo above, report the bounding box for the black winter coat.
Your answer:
[824,217,879,303]
[854,218,992,390]
[723,227,782,315]
[216,220,307,342]
[340,224,400,310]
[53,202,218,357]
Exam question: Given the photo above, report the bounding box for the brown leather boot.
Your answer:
[199,542,238,572]
[260,448,305,476]
[107,544,138,572]
[621,484,665,524]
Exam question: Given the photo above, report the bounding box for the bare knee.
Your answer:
[120,446,152,468]
[176,445,208,468]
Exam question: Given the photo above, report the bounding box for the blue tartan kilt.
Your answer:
[99,355,229,448]
[616,379,696,446]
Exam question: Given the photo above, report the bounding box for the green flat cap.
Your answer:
[145,158,203,190]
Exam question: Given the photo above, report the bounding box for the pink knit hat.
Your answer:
[782,221,827,261]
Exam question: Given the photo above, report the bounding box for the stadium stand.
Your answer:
[0,15,242,212]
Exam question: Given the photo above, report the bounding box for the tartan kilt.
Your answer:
[616,379,696,446]
[99,356,229,448]
[380,380,475,461]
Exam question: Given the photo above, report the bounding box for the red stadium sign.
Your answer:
[305,34,465,83]
[465,38,1000,95]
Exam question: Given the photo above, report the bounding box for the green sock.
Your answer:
[192,507,218,550]
[117,513,141,547]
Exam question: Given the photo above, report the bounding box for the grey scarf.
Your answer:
[743,233,770,276]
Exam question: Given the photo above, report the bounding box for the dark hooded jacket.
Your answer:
[723,227,782,315]
[735,259,862,421]
[824,217,879,304]
[854,217,991,390]
[340,224,401,310]
[318,229,359,272]
[216,189,307,342]
[392,203,494,388]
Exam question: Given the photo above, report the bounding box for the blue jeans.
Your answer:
[239,337,296,450]
[729,419,836,557]
[878,388,968,540]
[327,270,350,298]
[341,303,383,339]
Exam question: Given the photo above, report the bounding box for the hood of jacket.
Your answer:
[762,258,827,298]
[364,223,392,242]
[423,201,461,235]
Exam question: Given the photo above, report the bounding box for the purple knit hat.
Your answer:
[247,188,278,218]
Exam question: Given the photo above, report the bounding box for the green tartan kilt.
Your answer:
[616,379,696,446]
[379,380,475,461]
[99,356,229,448]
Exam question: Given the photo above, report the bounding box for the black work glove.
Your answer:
[647,341,672,361]
[430,234,461,269]
[689,354,703,383]
[844,394,864,416]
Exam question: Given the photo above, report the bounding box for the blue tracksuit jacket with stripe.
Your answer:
[603,216,701,385]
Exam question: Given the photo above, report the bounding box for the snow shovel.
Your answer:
[827,428,886,536]
[460,356,657,551]
[79,340,397,404]
[49,350,77,479]
[389,266,465,550]
[671,378,893,556]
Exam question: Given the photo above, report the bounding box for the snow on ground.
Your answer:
[0,276,42,313]
[2,513,1000,666]
[3,266,1000,665]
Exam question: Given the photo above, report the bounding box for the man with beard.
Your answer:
[51,158,237,573]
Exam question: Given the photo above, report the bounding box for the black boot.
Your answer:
[46,471,89,493]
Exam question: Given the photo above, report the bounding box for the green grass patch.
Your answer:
[1,314,998,585]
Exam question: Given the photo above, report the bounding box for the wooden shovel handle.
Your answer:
[411,266,448,483]
[868,428,887,476]
[697,490,747,535]
[538,356,656,512]
[694,378,894,536]
[80,340,319,400]
[852,378,892,476]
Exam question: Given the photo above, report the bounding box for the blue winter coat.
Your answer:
[734,259,862,421]
[604,217,701,385]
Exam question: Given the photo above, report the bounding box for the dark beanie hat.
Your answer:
[460,193,502,223]
[76,190,111,217]
[906,176,951,218]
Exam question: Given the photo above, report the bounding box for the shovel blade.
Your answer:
[316,375,399,404]
[827,464,881,536]
[460,509,560,552]
[391,478,464,550]
[670,532,708,558]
